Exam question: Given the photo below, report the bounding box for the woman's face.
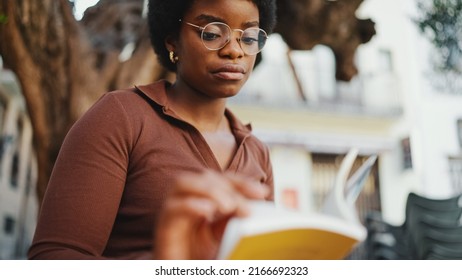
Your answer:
[169,0,260,99]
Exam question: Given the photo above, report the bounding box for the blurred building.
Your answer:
[0,58,38,259]
[229,0,462,227]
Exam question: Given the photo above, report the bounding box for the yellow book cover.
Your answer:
[217,202,367,260]
[217,149,376,260]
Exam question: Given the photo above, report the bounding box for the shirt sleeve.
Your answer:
[28,93,136,259]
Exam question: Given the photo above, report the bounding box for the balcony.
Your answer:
[230,35,403,119]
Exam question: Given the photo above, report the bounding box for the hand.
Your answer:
[154,170,270,259]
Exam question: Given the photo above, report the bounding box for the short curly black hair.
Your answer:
[148,0,277,72]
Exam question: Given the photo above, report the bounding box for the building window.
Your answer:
[378,49,393,73]
[3,216,15,235]
[401,137,413,170]
[10,152,19,188]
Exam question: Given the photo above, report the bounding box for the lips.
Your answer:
[211,64,246,81]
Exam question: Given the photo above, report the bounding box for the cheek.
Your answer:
[177,51,205,75]
[246,57,257,75]
[177,33,207,62]
[181,47,208,68]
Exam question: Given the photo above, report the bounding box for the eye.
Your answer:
[241,28,262,45]
[241,36,258,45]
[202,31,222,41]
[202,23,227,41]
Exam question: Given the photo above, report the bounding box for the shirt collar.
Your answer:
[134,80,253,136]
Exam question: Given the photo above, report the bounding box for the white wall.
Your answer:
[271,146,314,213]
[359,0,462,224]
[236,0,462,225]
[419,93,462,197]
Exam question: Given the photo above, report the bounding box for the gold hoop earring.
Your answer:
[169,51,179,64]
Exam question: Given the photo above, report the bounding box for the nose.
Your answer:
[218,30,245,59]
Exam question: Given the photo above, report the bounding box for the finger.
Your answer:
[172,171,247,216]
[155,197,217,259]
[162,196,217,222]
[223,172,271,199]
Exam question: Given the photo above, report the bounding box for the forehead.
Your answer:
[185,0,259,25]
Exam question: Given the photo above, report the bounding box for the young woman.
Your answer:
[28,0,277,260]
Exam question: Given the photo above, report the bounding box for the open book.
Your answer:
[217,148,377,260]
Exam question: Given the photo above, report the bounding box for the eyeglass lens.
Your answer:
[201,22,267,55]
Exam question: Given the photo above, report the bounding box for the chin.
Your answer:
[216,86,242,99]
[203,81,242,98]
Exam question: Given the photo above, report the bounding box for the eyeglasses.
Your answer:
[180,20,268,55]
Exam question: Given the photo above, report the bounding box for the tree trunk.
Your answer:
[0,0,165,202]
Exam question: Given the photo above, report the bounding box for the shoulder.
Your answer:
[100,87,151,114]
[86,80,170,122]
[68,82,168,143]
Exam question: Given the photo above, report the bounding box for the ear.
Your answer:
[165,35,177,53]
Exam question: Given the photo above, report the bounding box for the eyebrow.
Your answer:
[195,14,260,28]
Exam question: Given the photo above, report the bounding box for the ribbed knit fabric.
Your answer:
[28,80,273,259]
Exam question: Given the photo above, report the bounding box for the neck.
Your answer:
[167,82,229,132]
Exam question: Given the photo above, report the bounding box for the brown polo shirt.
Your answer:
[28,80,273,259]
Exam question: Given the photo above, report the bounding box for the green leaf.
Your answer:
[0,14,8,24]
